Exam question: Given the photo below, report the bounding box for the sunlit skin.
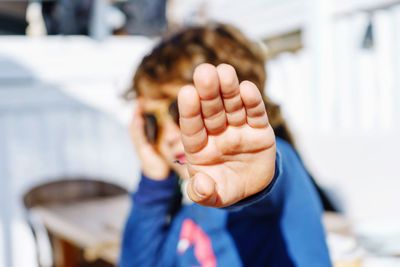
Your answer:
[130,63,276,208]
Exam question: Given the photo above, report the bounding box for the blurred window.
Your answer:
[0,2,28,35]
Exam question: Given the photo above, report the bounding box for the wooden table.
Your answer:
[32,195,131,265]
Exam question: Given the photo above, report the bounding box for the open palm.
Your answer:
[178,63,276,208]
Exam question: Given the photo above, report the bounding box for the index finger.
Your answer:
[178,85,208,153]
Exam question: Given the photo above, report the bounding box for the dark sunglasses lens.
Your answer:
[168,100,179,126]
[144,113,158,145]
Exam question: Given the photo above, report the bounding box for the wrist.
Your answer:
[141,165,171,181]
[133,172,179,206]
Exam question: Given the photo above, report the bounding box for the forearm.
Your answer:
[119,173,180,267]
[227,137,325,218]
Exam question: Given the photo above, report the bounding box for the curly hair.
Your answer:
[126,23,294,146]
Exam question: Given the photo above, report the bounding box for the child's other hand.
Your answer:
[130,100,170,180]
[178,63,276,207]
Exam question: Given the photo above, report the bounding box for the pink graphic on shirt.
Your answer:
[177,218,217,267]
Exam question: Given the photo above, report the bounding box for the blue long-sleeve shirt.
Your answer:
[119,138,332,266]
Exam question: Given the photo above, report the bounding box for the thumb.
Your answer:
[186,172,219,207]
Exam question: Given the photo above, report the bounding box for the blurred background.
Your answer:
[1,0,400,266]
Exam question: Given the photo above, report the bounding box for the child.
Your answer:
[120,24,332,266]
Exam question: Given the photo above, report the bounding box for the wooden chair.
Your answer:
[23,178,128,267]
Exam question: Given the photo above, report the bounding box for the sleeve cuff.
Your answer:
[224,149,283,210]
[132,172,179,207]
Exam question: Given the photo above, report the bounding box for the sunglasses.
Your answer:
[143,99,179,145]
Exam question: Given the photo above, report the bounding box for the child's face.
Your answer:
[141,83,189,179]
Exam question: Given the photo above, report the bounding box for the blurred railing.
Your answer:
[266,3,400,220]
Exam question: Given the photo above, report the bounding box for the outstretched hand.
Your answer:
[178,63,276,208]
